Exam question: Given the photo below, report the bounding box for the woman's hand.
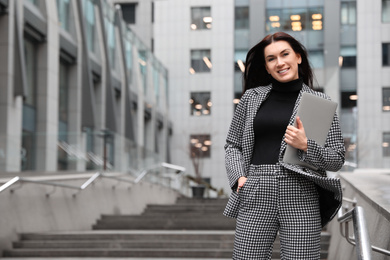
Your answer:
[285,116,308,152]
[236,176,247,192]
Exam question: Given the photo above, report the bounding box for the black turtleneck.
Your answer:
[251,78,303,165]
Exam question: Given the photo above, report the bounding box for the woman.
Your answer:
[223,32,345,259]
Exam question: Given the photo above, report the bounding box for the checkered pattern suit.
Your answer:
[223,84,345,228]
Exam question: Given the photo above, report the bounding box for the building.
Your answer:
[0,0,171,173]
[118,0,390,193]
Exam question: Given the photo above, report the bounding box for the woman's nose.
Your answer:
[276,57,285,66]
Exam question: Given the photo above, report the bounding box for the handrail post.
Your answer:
[353,207,372,260]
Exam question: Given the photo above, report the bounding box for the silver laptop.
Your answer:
[282,92,338,170]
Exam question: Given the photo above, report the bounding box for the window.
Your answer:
[58,61,70,170]
[383,132,390,157]
[190,49,211,73]
[341,2,356,25]
[234,50,247,72]
[383,0,390,23]
[235,6,249,29]
[340,46,357,68]
[308,50,324,68]
[266,7,323,33]
[191,7,211,30]
[341,91,357,109]
[57,0,71,31]
[190,92,211,116]
[83,0,96,52]
[121,3,136,24]
[383,88,390,111]
[190,135,211,158]
[383,43,390,66]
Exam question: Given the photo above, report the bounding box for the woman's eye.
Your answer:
[283,52,289,56]
[268,58,274,62]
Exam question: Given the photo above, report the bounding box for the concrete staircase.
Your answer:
[3,197,331,259]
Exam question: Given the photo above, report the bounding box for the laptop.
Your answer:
[282,92,338,170]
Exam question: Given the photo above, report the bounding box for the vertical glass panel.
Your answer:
[191,7,212,30]
[57,0,70,31]
[22,38,38,171]
[341,91,357,109]
[105,18,116,69]
[234,50,247,72]
[383,132,390,156]
[190,49,211,73]
[340,46,357,68]
[383,0,390,23]
[308,50,324,68]
[383,87,390,111]
[190,92,211,116]
[383,43,390,66]
[83,0,96,52]
[153,62,160,105]
[341,2,356,25]
[138,50,147,94]
[235,6,249,29]
[58,61,69,170]
[190,134,211,158]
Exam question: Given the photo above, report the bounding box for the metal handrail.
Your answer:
[338,202,390,259]
[0,162,186,197]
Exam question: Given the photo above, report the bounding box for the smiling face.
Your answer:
[264,40,302,83]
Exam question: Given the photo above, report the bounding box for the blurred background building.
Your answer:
[0,0,171,174]
[0,0,389,194]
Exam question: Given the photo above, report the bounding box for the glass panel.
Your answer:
[383,132,390,156]
[138,50,147,94]
[190,92,211,116]
[190,134,211,158]
[383,87,390,111]
[308,50,324,68]
[234,50,247,72]
[190,49,211,73]
[341,2,356,25]
[383,43,390,66]
[58,62,69,170]
[341,91,357,109]
[57,0,71,31]
[235,6,249,29]
[191,7,212,30]
[125,40,133,84]
[83,0,96,52]
[383,0,390,23]
[340,46,357,68]
[105,18,116,69]
[153,62,160,105]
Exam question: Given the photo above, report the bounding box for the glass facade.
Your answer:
[57,0,71,31]
[383,43,390,66]
[383,132,390,156]
[190,7,212,30]
[190,134,211,158]
[190,49,212,73]
[22,38,38,171]
[83,0,96,53]
[190,92,211,116]
[383,87,390,111]
[341,1,356,25]
[58,61,70,170]
[383,0,390,23]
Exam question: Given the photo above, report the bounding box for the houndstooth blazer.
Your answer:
[223,83,346,227]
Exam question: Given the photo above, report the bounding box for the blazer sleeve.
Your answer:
[299,112,345,172]
[224,91,249,190]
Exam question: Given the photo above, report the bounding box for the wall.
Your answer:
[0,173,180,252]
[327,170,390,260]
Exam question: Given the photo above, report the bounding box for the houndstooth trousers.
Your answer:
[233,164,322,260]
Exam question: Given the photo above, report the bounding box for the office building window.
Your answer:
[308,50,324,68]
[191,7,211,30]
[83,0,96,52]
[190,92,211,116]
[383,88,390,111]
[234,50,247,72]
[383,132,390,156]
[190,49,211,73]
[341,2,356,25]
[383,43,390,66]
[121,3,136,24]
[235,6,249,29]
[190,135,211,158]
[340,46,357,68]
[57,0,71,31]
[266,7,323,32]
[58,61,70,170]
[383,0,390,23]
[341,91,357,108]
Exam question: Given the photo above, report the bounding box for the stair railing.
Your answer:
[0,162,186,197]
[338,198,390,259]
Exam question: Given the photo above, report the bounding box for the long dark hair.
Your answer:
[243,32,314,93]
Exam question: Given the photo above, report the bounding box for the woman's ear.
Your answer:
[297,54,302,64]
